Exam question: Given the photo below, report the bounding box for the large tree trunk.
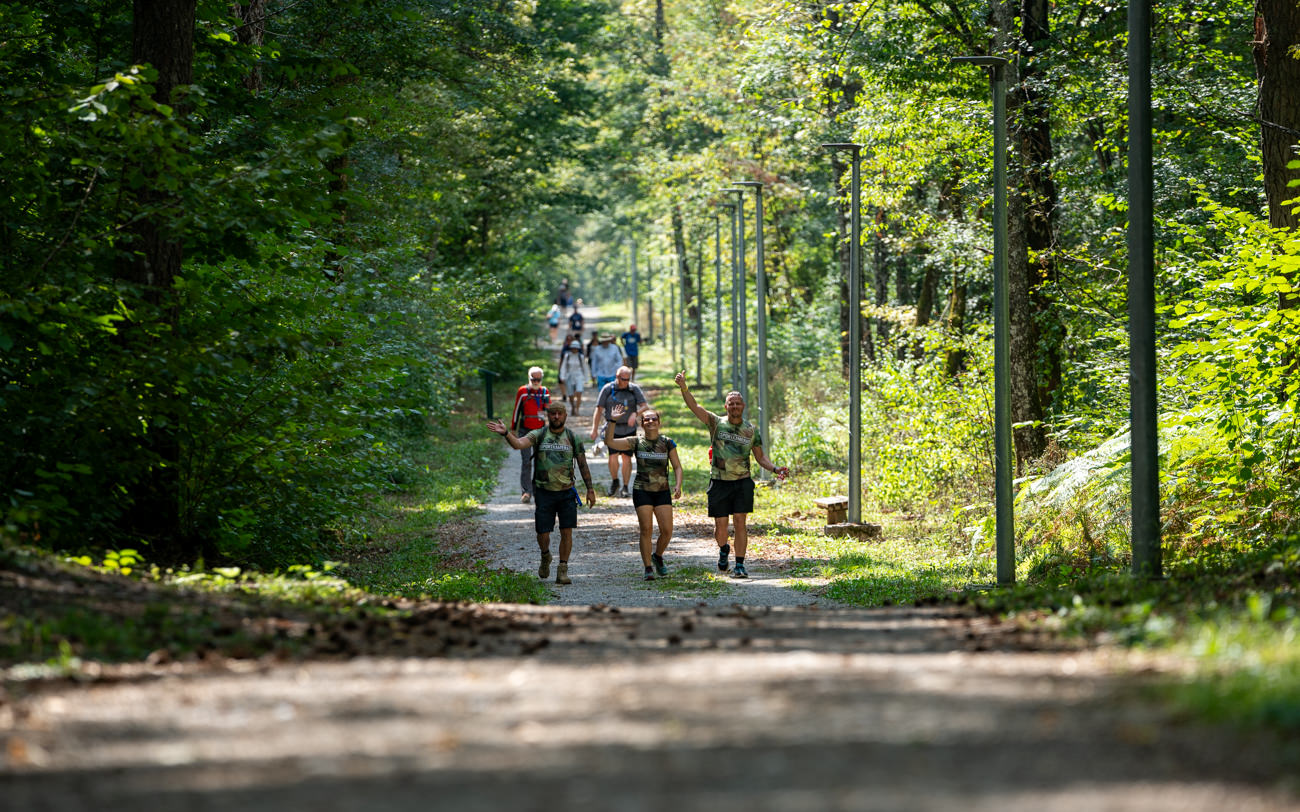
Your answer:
[1255,0,1300,313]
[1255,0,1300,235]
[121,0,197,558]
[993,0,1055,467]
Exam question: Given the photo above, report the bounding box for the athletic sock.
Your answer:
[735,556,745,565]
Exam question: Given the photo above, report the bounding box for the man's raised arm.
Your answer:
[674,371,712,425]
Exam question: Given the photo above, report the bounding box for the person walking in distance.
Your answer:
[588,333,624,395]
[620,323,643,381]
[591,366,648,498]
[487,402,595,585]
[546,304,562,343]
[567,299,585,335]
[557,338,590,416]
[585,329,601,375]
[606,403,682,580]
[674,371,789,578]
[510,366,550,504]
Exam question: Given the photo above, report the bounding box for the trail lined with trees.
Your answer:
[3,0,1300,805]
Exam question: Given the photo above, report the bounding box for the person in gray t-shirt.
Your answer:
[590,366,648,498]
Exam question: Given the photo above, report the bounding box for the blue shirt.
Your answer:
[620,330,642,357]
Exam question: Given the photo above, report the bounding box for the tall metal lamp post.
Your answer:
[720,197,740,392]
[1129,0,1160,577]
[713,211,725,402]
[951,55,1014,585]
[734,180,769,481]
[821,143,863,524]
[629,239,638,334]
[725,188,748,404]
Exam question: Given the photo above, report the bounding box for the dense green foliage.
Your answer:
[3,1,612,565]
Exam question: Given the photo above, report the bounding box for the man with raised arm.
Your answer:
[487,401,596,585]
[674,371,789,578]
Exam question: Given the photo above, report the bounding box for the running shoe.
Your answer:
[538,551,552,579]
[607,477,620,497]
[556,562,571,585]
[652,554,667,578]
[717,544,730,572]
[620,486,629,498]
[643,566,655,581]
[733,561,749,579]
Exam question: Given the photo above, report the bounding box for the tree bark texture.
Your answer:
[124,0,196,296]
[232,0,268,93]
[944,269,969,376]
[993,0,1056,465]
[122,0,197,558]
[1254,0,1300,312]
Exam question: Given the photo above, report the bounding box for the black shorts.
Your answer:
[632,489,672,508]
[534,486,579,533]
[707,477,754,517]
[625,355,639,369]
[610,426,636,455]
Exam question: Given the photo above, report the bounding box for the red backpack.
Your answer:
[514,387,550,432]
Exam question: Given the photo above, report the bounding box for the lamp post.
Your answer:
[822,143,863,523]
[629,239,638,333]
[1129,0,1160,577]
[713,211,725,402]
[734,180,769,480]
[952,55,1014,585]
[721,199,740,392]
[678,255,688,382]
[726,188,748,404]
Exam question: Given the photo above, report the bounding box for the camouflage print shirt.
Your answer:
[706,412,760,481]
[524,426,585,492]
[632,435,676,493]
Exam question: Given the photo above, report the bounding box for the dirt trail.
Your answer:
[2,307,1297,810]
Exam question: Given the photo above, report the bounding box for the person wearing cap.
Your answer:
[674,370,790,579]
[487,401,595,585]
[510,366,551,504]
[557,337,590,416]
[620,324,643,380]
[588,333,624,394]
[591,365,648,498]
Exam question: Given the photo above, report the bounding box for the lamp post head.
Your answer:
[951,55,1008,78]
[821,142,862,154]
[950,55,1007,67]
[733,180,763,192]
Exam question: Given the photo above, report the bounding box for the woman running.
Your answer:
[606,403,683,580]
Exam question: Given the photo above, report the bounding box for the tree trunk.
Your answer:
[944,269,969,376]
[671,204,694,326]
[874,207,890,354]
[1255,0,1300,236]
[121,0,197,558]
[232,1,267,93]
[993,0,1054,466]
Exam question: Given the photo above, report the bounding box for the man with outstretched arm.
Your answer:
[487,401,596,585]
[674,371,789,578]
